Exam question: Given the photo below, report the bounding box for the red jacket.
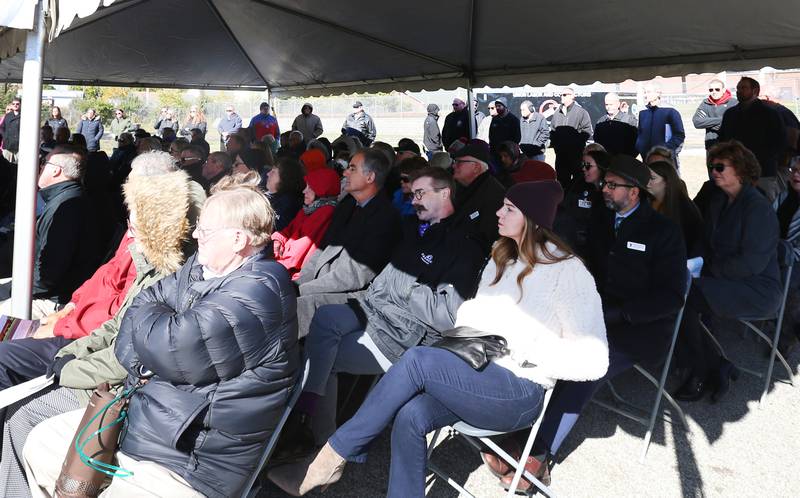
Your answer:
[272,168,340,278]
[53,233,136,339]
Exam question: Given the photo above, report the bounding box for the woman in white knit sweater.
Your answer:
[269,180,609,497]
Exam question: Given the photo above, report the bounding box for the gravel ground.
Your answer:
[260,323,800,498]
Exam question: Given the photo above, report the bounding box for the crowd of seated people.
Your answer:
[0,75,797,497]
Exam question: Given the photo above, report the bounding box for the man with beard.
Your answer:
[488,97,521,161]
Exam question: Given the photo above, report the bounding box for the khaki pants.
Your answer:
[24,409,203,498]
[0,278,59,319]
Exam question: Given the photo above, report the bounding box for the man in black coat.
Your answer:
[0,98,21,163]
[0,146,103,317]
[275,167,486,461]
[441,98,470,149]
[524,155,687,484]
[451,143,506,252]
[295,149,402,337]
[488,97,521,161]
[718,77,786,201]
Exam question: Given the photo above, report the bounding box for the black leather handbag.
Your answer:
[432,326,510,370]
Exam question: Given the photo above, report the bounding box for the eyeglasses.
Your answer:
[225,109,233,112]
[709,88,722,92]
[400,175,411,182]
[707,162,728,173]
[181,157,202,163]
[600,180,636,190]
[194,225,236,240]
[580,161,595,170]
[788,167,800,175]
[412,187,445,200]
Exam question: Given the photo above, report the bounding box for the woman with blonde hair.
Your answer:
[269,180,609,497]
[181,105,207,138]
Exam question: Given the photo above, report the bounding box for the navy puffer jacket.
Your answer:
[115,251,299,498]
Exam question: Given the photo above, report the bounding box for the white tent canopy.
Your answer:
[2,0,800,96]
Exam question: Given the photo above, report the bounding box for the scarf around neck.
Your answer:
[303,196,338,215]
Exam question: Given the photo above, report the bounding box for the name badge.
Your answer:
[469,211,480,220]
[627,241,646,252]
[578,199,592,209]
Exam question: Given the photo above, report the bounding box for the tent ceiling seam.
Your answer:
[205,0,271,89]
[249,0,463,72]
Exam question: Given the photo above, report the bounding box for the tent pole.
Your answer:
[467,87,476,139]
[10,0,47,318]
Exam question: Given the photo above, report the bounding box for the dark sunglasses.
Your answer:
[400,175,411,182]
[580,161,594,170]
[709,87,722,92]
[707,163,727,173]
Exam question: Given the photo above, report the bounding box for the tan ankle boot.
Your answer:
[268,442,347,496]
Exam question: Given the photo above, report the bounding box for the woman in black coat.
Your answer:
[114,178,300,498]
[674,141,782,402]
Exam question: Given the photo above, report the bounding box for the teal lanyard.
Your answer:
[75,384,140,478]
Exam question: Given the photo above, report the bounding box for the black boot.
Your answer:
[269,411,317,466]
[673,374,710,402]
[710,359,740,404]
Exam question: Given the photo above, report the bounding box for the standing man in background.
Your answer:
[342,101,377,146]
[292,103,324,145]
[636,83,685,166]
[218,105,242,151]
[0,98,21,163]
[693,79,737,150]
[423,104,442,158]
[249,102,280,143]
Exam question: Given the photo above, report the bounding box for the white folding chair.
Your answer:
[591,269,692,461]
[239,357,311,498]
[699,239,796,407]
[426,388,555,498]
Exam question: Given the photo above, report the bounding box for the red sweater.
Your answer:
[53,233,136,339]
[272,206,336,279]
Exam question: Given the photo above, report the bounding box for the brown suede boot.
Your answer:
[268,442,347,496]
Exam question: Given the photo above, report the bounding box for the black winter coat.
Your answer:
[489,112,521,153]
[0,112,20,152]
[35,181,102,303]
[295,194,402,335]
[693,183,782,318]
[587,200,687,364]
[116,252,300,498]
[453,172,506,252]
[362,217,486,362]
[718,100,786,177]
[556,180,604,257]
[442,109,470,149]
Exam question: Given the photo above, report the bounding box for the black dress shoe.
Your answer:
[673,375,709,402]
[269,412,317,466]
[710,360,740,404]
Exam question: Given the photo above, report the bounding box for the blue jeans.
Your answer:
[329,346,545,498]
[0,336,72,389]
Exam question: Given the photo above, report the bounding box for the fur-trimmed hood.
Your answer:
[123,170,201,274]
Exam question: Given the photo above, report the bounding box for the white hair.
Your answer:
[130,151,179,177]
[605,92,620,102]
[50,153,84,180]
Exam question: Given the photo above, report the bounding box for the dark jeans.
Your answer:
[0,336,72,389]
[329,346,544,498]
[534,347,634,455]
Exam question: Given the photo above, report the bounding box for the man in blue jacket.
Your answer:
[636,83,685,167]
[76,108,105,152]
